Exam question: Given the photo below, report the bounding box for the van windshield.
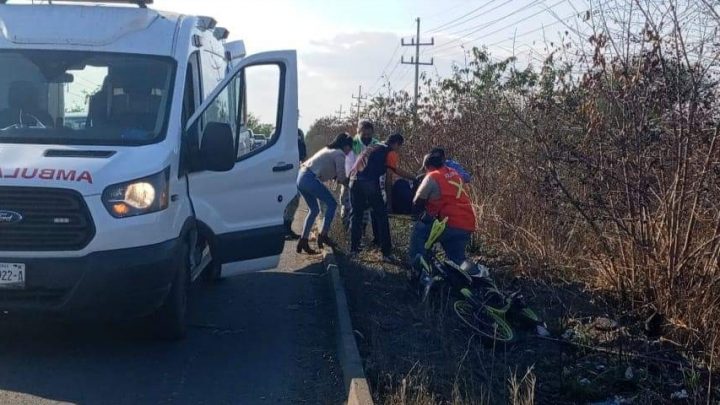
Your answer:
[0,50,175,146]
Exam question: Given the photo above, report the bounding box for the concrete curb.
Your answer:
[323,249,374,405]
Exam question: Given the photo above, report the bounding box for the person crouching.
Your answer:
[409,154,477,265]
[296,133,353,254]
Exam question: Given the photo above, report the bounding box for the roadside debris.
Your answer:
[593,317,619,332]
[670,389,689,400]
[536,325,551,337]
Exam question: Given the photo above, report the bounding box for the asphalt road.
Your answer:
[0,239,343,404]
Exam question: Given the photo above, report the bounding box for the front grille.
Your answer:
[0,187,95,251]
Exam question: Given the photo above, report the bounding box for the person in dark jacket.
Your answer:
[391,179,414,215]
[284,129,309,240]
[349,133,415,262]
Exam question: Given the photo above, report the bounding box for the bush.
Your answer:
[308,0,720,362]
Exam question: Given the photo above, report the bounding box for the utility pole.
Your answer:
[401,18,434,113]
[335,105,345,120]
[351,85,367,120]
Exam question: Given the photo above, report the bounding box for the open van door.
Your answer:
[185,51,298,275]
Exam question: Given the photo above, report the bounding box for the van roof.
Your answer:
[0,4,186,56]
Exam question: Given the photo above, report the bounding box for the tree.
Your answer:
[246,112,274,136]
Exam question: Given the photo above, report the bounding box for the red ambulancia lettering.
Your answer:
[5,168,19,179]
[39,169,56,180]
[21,168,38,179]
[56,169,77,181]
[76,171,93,184]
[0,168,93,184]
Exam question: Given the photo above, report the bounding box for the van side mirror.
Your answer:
[199,122,235,172]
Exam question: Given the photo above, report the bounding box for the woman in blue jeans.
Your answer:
[296,133,353,254]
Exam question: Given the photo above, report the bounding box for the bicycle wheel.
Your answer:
[454,300,514,342]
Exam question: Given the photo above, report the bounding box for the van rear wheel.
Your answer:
[152,242,190,340]
[202,248,222,282]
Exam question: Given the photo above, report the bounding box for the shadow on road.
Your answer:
[0,262,343,405]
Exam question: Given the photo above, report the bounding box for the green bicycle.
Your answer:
[411,219,542,343]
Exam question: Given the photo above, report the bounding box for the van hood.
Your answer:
[0,143,173,196]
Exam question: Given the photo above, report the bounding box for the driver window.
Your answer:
[237,64,282,160]
[197,75,241,148]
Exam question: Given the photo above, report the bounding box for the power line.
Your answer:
[426,0,500,34]
[485,9,580,48]
[433,0,546,53]
[457,0,569,48]
[384,59,403,85]
[441,0,516,37]
[422,2,471,25]
[369,43,401,95]
[480,0,614,50]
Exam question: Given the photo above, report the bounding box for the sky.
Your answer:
[152,0,590,128]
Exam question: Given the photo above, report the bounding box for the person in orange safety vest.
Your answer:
[409,153,477,265]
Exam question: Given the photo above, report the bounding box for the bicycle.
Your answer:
[411,218,542,343]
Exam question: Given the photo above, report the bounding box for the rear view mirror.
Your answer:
[199,122,235,172]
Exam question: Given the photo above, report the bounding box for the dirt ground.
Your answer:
[329,217,718,405]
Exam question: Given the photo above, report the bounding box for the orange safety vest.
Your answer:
[426,166,477,232]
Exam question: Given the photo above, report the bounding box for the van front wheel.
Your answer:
[153,241,190,340]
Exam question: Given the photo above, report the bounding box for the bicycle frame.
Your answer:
[414,219,542,341]
[413,219,473,302]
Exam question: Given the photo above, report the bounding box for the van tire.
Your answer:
[203,258,222,282]
[153,241,190,340]
[202,242,222,282]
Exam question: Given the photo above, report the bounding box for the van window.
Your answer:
[182,64,195,129]
[237,64,282,160]
[194,75,241,150]
[181,53,200,129]
[0,50,175,146]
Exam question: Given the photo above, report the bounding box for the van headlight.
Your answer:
[102,168,170,218]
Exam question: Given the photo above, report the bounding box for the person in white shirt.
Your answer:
[296,133,353,254]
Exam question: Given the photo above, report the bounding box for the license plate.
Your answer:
[0,263,25,289]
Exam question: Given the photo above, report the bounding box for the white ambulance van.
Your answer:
[0,0,299,338]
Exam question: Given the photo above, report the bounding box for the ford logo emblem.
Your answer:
[0,210,23,225]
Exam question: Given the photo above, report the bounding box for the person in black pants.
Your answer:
[349,133,415,262]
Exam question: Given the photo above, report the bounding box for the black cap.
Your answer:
[429,147,445,159]
[387,133,404,146]
[423,153,444,169]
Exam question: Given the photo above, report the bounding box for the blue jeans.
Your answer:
[409,221,471,265]
[297,168,338,238]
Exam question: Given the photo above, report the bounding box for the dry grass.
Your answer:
[508,367,536,405]
[330,214,720,404]
[306,0,720,378]
[302,2,720,402]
